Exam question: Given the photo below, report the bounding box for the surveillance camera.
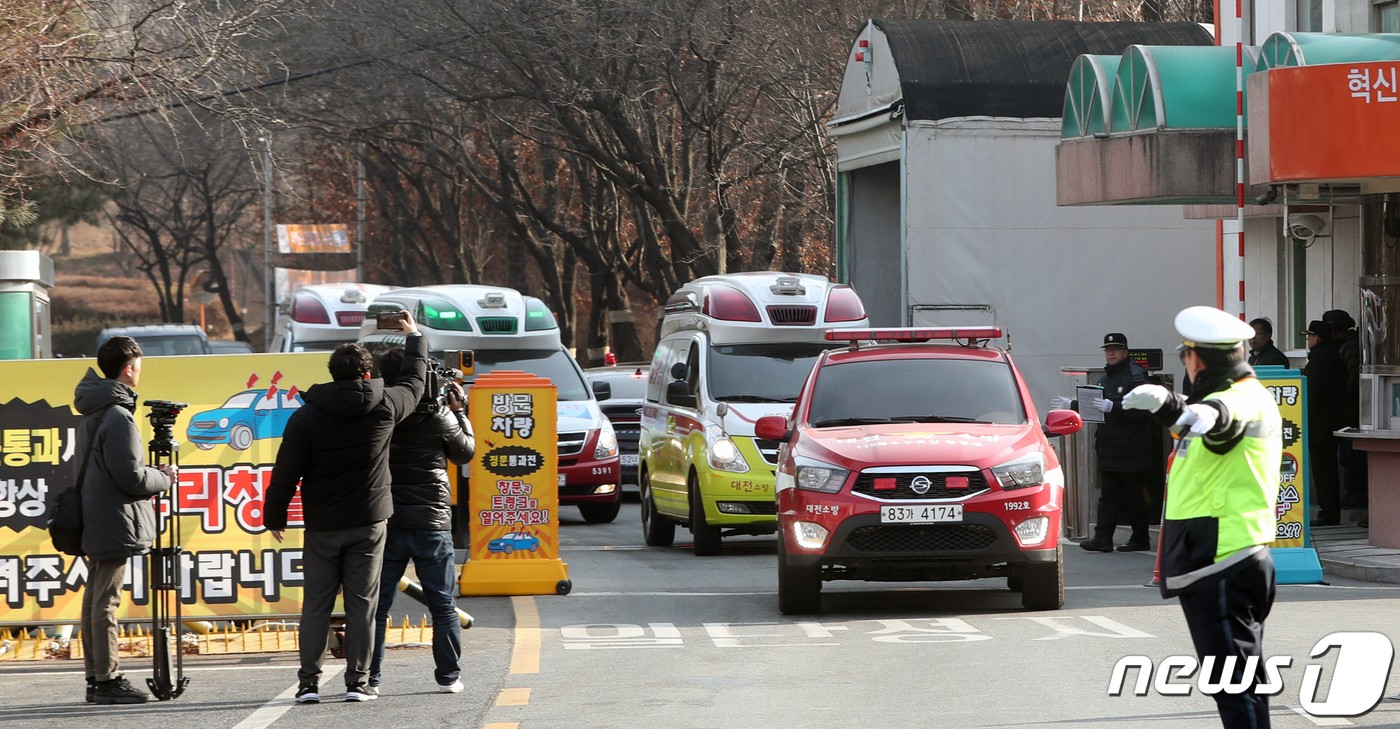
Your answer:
[1287,213,1326,240]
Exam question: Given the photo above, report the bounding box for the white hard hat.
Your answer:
[1174,306,1255,349]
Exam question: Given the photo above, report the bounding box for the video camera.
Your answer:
[418,350,474,414]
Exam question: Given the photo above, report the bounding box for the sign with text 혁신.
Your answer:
[459,371,570,596]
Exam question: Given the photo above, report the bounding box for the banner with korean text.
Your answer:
[459,371,570,596]
[0,353,331,624]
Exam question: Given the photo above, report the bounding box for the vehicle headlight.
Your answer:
[594,423,618,459]
[705,425,749,473]
[992,453,1045,490]
[218,417,229,429]
[793,456,848,493]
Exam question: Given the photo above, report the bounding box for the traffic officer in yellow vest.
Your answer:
[1121,305,1281,729]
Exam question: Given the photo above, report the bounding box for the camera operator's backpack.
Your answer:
[48,430,99,557]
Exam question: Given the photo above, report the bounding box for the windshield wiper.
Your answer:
[718,394,782,403]
[810,417,897,427]
[892,415,981,423]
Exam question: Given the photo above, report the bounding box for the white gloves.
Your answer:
[1173,404,1219,436]
[1121,384,1170,412]
[1049,396,1072,410]
[1092,398,1114,413]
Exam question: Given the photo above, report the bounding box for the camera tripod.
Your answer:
[145,406,189,701]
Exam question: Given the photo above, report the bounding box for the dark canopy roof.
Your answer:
[874,19,1213,121]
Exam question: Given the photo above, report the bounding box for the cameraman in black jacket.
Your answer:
[369,346,475,694]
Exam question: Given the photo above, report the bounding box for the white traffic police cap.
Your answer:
[1174,306,1255,349]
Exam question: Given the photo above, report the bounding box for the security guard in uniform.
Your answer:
[1121,306,1281,729]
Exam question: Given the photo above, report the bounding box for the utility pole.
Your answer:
[356,143,366,282]
[261,134,274,351]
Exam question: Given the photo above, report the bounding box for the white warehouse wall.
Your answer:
[902,118,1218,407]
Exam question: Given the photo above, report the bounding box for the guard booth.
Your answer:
[0,251,54,360]
[1055,349,1170,539]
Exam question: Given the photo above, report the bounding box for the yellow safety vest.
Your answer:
[1161,376,1281,594]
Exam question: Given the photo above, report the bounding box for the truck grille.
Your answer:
[558,431,587,456]
[611,424,640,449]
[753,438,781,465]
[852,470,989,500]
[477,316,518,334]
[845,524,996,552]
[766,305,817,326]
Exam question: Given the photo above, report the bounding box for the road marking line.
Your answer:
[567,585,1165,597]
[4,664,319,677]
[1286,705,1353,726]
[510,595,541,674]
[496,687,531,706]
[484,724,520,729]
[230,665,342,729]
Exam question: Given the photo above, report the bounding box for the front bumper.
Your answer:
[781,511,1058,581]
[696,467,777,531]
[559,457,621,504]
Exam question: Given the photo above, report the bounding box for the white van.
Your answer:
[358,285,622,523]
[639,272,870,555]
[272,283,395,352]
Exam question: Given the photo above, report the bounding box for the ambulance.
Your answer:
[358,285,622,523]
[272,283,396,352]
[639,272,869,555]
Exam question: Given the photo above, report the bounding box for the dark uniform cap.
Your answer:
[1302,320,1333,338]
[1101,332,1128,349]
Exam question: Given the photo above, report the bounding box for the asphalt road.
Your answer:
[5,499,1400,728]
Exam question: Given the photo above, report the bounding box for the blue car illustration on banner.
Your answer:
[487,531,540,554]
[187,389,304,451]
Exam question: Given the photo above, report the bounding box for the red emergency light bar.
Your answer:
[825,327,1003,343]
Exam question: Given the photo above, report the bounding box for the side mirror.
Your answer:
[670,361,688,380]
[665,380,697,409]
[1043,409,1084,437]
[591,380,612,401]
[755,415,790,442]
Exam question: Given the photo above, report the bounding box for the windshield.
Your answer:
[807,357,1026,427]
[451,348,590,401]
[132,335,206,356]
[706,343,839,403]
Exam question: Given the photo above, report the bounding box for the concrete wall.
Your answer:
[901,118,1218,407]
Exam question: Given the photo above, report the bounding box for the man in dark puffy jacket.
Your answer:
[1050,332,1161,553]
[264,310,426,704]
[1323,309,1367,512]
[369,346,475,694]
[1302,319,1347,526]
[73,336,178,705]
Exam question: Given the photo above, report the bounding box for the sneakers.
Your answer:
[295,683,320,704]
[1078,537,1114,553]
[1116,540,1151,553]
[345,684,378,702]
[94,676,149,705]
[85,678,95,704]
[438,679,464,694]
